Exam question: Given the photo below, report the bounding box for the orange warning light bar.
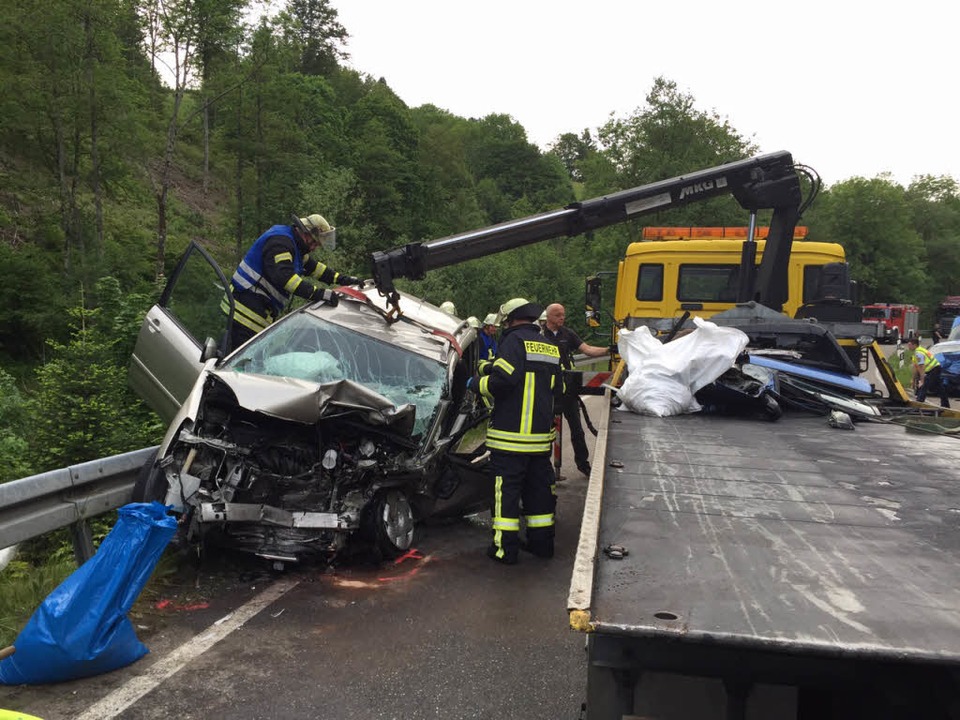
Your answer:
[641,226,808,241]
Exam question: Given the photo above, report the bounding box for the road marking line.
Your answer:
[76,578,299,720]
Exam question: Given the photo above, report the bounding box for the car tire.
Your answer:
[132,449,166,503]
[365,489,415,558]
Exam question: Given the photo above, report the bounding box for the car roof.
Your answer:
[300,286,475,362]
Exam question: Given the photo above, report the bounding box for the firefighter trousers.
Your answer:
[488,450,556,562]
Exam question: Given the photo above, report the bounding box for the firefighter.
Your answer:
[223,214,360,350]
[472,297,562,564]
[478,313,499,362]
[906,337,950,408]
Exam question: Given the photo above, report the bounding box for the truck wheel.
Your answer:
[365,489,415,558]
[132,449,166,503]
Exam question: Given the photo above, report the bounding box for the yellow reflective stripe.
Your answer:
[222,297,270,331]
[493,475,503,556]
[486,429,554,442]
[492,517,520,531]
[494,357,515,375]
[524,513,554,528]
[285,274,304,293]
[487,439,553,453]
[273,251,293,263]
[311,262,329,279]
[520,372,535,434]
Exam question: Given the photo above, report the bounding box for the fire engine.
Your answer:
[861,302,919,343]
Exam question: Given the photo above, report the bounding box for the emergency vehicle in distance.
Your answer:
[861,302,919,344]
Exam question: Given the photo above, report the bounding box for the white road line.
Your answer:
[76,578,299,720]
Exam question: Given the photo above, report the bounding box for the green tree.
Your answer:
[549,130,596,183]
[807,177,927,303]
[25,278,162,471]
[0,368,32,483]
[283,0,349,76]
[905,175,960,311]
[592,76,758,226]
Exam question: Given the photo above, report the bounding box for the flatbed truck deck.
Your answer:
[569,397,960,719]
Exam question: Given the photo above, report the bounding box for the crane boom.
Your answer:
[370,151,804,314]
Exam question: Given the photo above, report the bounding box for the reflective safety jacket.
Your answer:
[222,225,345,334]
[479,332,498,361]
[913,345,941,372]
[479,322,561,454]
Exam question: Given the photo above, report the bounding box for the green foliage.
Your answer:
[0,368,32,482]
[24,279,162,472]
[0,556,76,647]
[806,177,928,304]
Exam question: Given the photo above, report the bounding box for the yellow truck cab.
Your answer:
[613,226,847,332]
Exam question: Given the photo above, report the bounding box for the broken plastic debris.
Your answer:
[828,410,855,430]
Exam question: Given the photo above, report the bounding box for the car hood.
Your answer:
[930,340,960,357]
[209,370,418,436]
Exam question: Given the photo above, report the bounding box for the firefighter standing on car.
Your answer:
[223,214,360,350]
[472,298,562,564]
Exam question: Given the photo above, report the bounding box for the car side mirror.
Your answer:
[200,336,222,363]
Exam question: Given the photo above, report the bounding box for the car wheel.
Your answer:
[132,449,166,503]
[366,489,415,558]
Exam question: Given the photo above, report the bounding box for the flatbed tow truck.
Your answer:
[369,152,960,719]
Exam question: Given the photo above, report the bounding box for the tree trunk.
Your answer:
[85,9,103,258]
[203,94,210,195]
[156,85,185,280]
[234,84,244,258]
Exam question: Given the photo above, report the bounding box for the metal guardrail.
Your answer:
[0,446,158,563]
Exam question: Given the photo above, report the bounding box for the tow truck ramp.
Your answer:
[569,393,960,719]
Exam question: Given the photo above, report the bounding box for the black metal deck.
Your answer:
[574,406,960,717]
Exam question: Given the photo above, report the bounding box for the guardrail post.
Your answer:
[70,519,95,565]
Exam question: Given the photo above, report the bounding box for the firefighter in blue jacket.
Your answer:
[223,214,360,350]
[473,298,562,564]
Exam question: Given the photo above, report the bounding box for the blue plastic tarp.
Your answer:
[0,502,176,685]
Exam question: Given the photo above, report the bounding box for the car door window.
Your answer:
[161,241,231,348]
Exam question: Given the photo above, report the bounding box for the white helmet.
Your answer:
[439,301,457,316]
[499,297,543,323]
[299,214,337,251]
[482,313,499,327]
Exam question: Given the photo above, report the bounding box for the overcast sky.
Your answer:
[332,0,957,188]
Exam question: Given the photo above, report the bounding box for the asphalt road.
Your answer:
[1,398,606,720]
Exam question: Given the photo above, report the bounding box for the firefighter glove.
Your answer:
[338,274,361,287]
[312,287,339,306]
[608,344,618,354]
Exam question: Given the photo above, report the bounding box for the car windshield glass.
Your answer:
[224,313,447,436]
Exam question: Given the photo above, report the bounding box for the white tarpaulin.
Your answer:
[616,318,749,417]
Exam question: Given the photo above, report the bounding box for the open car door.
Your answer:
[129,241,232,423]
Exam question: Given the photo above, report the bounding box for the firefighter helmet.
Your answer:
[499,297,543,323]
[299,214,337,251]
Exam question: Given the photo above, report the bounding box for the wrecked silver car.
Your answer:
[129,242,490,565]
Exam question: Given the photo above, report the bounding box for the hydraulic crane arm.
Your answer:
[370,151,804,316]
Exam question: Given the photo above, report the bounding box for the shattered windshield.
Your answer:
[224,313,448,436]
